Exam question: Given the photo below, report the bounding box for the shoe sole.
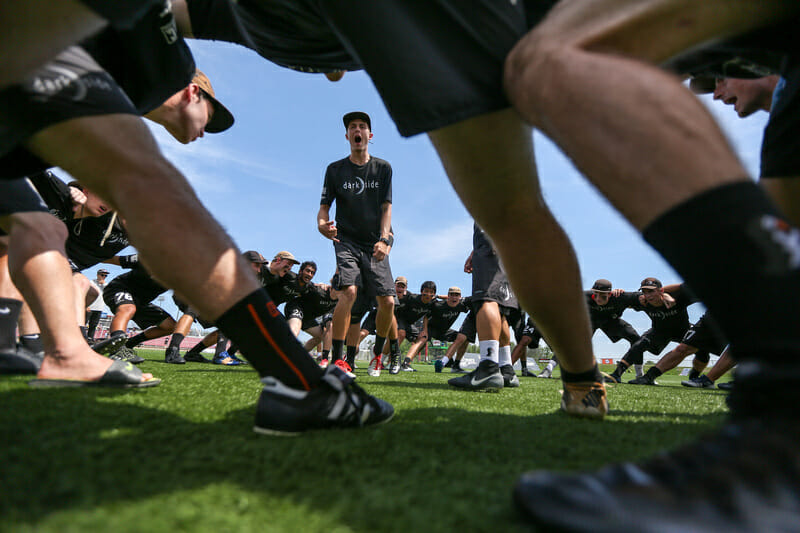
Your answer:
[252,410,395,437]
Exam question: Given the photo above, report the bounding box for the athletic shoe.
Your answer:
[628,374,657,385]
[213,351,242,366]
[0,345,43,374]
[448,360,504,392]
[91,331,127,355]
[318,358,329,369]
[164,345,186,364]
[367,354,382,377]
[434,359,444,373]
[184,351,211,363]
[444,359,454,368]
[450,361,466,373]
[537,368,552,379]
[400,361,417,372]
[334,358,356,378]
[513,417,800,531]
[389,353,401,375]
[501,364,520,388]
[253,365,394,436]
[520,368,534,377]
[603,373,621,384]
[717,381,734,391]
[227,352,248,365]
[681,374,715,388]
[561,381,608,419]
[109,346,145,364]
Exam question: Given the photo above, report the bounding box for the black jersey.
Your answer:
[293,284,338,319]
[584,290,640,330]
[320,156,392,249]
[260,268,305,305]
[105,262,167,305]
[29,171,129,271]
[395,292,435,324]
[427,297,471,332]
[631,284,697,335]
[186,0,361,73]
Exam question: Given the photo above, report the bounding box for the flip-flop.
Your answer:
[27,360,161,388]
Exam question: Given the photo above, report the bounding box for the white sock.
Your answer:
[480,340,500,363]
[498,345,512,366]
[545,359,557,372]
[441,356,450,365]
[634,364,644,378]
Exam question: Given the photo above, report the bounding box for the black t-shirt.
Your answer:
[630,284,697,335]
[81,0,195,114]
[260,268,305,305]
[29,171,129,271]
[320,156,392,249]
[584,290,640,329]
[395,292,434,324]
[294,284,338,319]
[186,0,361,73]
[427,297,471,332]
[105,262,167,304]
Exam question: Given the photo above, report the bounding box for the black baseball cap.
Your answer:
[640,277,663,289]
[342,111,371,130]
[591,279,612,292]
[242,250,267,264]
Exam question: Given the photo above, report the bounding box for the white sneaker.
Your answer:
[537,369,552,379]
[367,354,382,377]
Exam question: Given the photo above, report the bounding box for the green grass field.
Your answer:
[1,350,731,532]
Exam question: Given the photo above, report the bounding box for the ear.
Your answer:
[185,83,201,104]
[368,132,374,139]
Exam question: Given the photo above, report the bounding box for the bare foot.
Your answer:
[37,345,155,382]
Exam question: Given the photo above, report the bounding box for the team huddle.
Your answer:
[2,1,800,530]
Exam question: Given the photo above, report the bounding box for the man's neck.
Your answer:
[349,150,370,166]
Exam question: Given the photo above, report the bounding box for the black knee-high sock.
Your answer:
[168,333,184,349]
[644,182,800,365]
[0,298,22,352]
[187,339,207,355]
[215,289,323,389]
[126,331,149,348]
[373,335,387,356]
[215,334,227,356]
[86,310,102,339]
[331,339,344,362]
[389,339,400,354]
[346,345,357,367]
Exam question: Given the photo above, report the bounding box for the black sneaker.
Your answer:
[681,374,715,388]
[603,373,621,384]
[520,368,534,377]
[448,360,504,392]
[184,351,211,363]
[0,345,43,375]
[628,373,657,385]
[165,345,186,364]
[109,346,145,364]
[514,417,800,532]
[91,331,127,355]
[444,359,454,368]
[253,365,394,436]
[501,364,520,388]
[400,361,417,372]
[450,361,466,373]
[717,381,734,391]
[389,353,401,375]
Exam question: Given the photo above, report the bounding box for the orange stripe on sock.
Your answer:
[246,303,311,391]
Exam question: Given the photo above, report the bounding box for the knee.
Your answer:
[504,30,566,122]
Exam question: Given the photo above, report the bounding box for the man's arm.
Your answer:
[373,201,392,260]
[317,204,338,242]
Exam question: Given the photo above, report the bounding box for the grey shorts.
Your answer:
[334,239,395,297]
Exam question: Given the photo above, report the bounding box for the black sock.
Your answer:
[520,359,527,371]
[126,332,148,348]
[331,339,344,362]
[403,356,412,365]
[373,335,387,355]
[346,345,357,367]
[215,289,323,389]
[214,334,228,356]
[612,361,628,377]
[322,349,330,360]
[86,310,102,339]
[80,325,90,341]
[187,341,206,355]
[227,343,239,356]
[389,339,400,354]
[647,367,663,379]
[688,368,701,380]
[644,182,800,365]
[168,333,184,349]
[20,334,43,354]
[561,364,603,383]
[0,298,22,352]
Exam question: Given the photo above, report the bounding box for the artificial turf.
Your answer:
[0,351,730,532]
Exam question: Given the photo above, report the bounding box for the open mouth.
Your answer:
[354,134,362,143]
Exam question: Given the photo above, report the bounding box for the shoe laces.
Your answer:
[321,366,374,427]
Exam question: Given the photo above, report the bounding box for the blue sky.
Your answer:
[75,39,770,357]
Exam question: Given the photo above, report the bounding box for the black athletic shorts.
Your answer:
[0,46,138,178]
[638,328,689,356]
[470,249,518,310]
[334,239,395,297]
[681,315,727,356]
[428,328,458,343]
[0,178,49,219]
[104,287,171,330]
[173,295,214,329]
[359,308,377,334]
[402,319,423,343]
[458,311,477,343]
[285,299,329,331]
[596,318,640,344]
[80,0,163,29]
[520,324,543,347]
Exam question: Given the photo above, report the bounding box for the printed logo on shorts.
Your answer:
[749,215,800,274]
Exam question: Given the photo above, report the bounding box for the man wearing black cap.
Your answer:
[85,268,110,342]
[604,278,697,384]
[318,111,396,377]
